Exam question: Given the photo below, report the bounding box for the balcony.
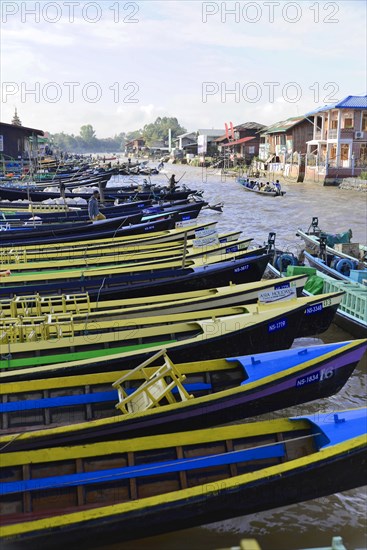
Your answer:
[328,129,338,139]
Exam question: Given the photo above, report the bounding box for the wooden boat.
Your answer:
[266,233,367,338]
[1,340,365,446]
[0,183,196,203]
[296,218,366,269]
[0,275,308,319]
[303,250,366,282]
[0,211,144,234]
[0,408,365,548]
[0,220,223,255]
[0,293,343,380]
[0,199,206,226]
[0,228,242,265]
[0,238,254,273]
[301,266,366,339]
[0,251,271,301]
[0,216,183,247]
[237,178,286,197]
[216,535,349,550]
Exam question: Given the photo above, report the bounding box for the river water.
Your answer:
[104,165,366,550]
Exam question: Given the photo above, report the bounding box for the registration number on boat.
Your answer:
[296,367,334,387]
[305,303,323,315]
[234,265,249,273]
[268,318,287,332]
[274,282,290,290]
[296,372,320,387]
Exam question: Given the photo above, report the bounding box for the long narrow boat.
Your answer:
[0,238,254,273]
[302,250,365,282]
[0,408,366,548]
[0,206,203,244]
[0,229,242,265]
[296,223,366,269]
[237,178,286,197]
[0,184,196,202]
[0,252,271,300]
[0,216,182,247]
[0,220,221,254]
[0,293,343,380]
[0,199,206,226]
[1,340,365,446]
[301,265,367,338]
[266,233,367,338]
[0,275,308,319]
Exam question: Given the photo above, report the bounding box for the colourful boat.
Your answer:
[0,293,343,380]
[0,274,308,320]
[1,340,365,448]
[0,408,365,548]
[0,237,254,272]
[0,252,271,300]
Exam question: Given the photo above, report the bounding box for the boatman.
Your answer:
[88,190,106,221]
[168,174,177,192]
[274,179,282,195]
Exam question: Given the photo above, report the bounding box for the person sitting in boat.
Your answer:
[168,175,177,192]
[263,182,272,192]
[88,190,106,221]
[253,182,260,190]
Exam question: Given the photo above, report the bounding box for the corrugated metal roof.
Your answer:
[234,121,267,131]
[175,132,196,139]
[197,129,224,137]
[263,116,307,134]
[306,95,367,115]
[221,136,255,147]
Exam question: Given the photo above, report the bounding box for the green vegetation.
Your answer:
[50,117,186,153]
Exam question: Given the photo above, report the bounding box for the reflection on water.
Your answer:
[104,167,366,550]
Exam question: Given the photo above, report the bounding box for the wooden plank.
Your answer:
[128,452,138,500]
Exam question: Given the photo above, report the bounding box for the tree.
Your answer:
[79,124,96,143]
[142,117,186,146]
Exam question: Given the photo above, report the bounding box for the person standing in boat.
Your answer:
[88,190,106,221]
[274,180,282,195]
[168,174,177,192]
[59,181,66,200]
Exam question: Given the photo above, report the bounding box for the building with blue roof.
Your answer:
[305,95,367,183]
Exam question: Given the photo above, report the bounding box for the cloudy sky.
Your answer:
[1,0,366,136]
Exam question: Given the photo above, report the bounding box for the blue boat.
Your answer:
[1,407,366,548]
[1,340,365,449]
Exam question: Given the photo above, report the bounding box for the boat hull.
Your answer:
[0,254,271,300]
[1,411,365,549]
[2,342,364,448]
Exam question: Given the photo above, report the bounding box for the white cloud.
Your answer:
[1,0,365,134]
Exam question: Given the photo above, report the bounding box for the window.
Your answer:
[362,112,367,131]
[360,143,367,163]
[340,144,349,161]
[343,117,353,129]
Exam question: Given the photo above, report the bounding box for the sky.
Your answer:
[1,0,366,137]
